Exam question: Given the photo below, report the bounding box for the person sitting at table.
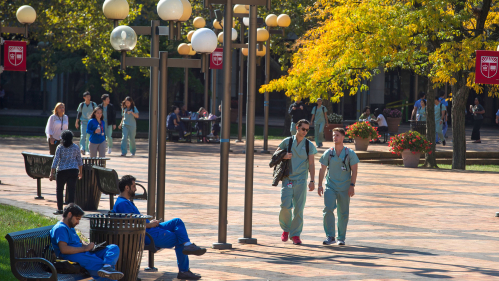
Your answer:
[207,105,221,141]
[358,106,375,121]
[179,104,190,118]
[371,108,388,143]
[167,105,190,140]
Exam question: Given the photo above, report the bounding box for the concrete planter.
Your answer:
[402,149,421,168]
[354,137,369,151]
[325,124,343,141]
[387,117,402,133]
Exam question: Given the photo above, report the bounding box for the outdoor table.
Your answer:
[85,213,151,281]
[181,117,219,143]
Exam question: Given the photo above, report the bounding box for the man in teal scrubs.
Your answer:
[75,91,97,155]
[278,119,317,245]
[318,128,359,246]
[310,98,329,148]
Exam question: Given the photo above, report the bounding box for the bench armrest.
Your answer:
[133,183,148,200]
[13,257,57,280]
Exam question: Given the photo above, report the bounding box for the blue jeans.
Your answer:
[61,244,120,281]
[148,218,191,272]
[79,120,90,151]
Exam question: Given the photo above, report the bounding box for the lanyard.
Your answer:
[57,115,64,130]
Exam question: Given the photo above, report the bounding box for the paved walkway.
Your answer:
[1,137,498,280]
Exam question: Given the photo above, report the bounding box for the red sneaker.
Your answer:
[281,231,289,242]
[291,236,302,245]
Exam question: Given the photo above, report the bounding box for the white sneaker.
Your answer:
[207,133,214,138]
[107,147,111,154]
[336,240,345,246]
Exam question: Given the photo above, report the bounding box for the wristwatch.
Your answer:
[350,183,355,187]
[310,180,314,183]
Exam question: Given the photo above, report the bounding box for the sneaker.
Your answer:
[107,147,111,154]
[177,270,201,280]
[81,150,85,156]
[53,210,63,215]
[98,266,124,280]
[336,240,345,246]
[121,154,126,157]
[182,243,207,256]
[435,141,441,144]
[291,236,302,245]
[442,139,446,146]
[323,236,335,245]
[184,132,191,137]
[281,231,289,242]
[131,153,135,156]
[207,133,214,138]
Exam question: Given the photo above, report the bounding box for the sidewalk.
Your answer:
[1,136,498,280]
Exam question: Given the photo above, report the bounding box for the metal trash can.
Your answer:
[66,157,109,210]
[410,120,427,136]
[85,213,151,281]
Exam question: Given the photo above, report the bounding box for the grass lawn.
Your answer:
[0,204,58,281]
[430,164,499,172]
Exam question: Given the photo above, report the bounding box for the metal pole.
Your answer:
[204,54,210,110]
[156,51,168,224]
[261,35,270,153]
[147,20,160,219]
[239,5,257,244]
[212,69,217,114]
[213,0,233,250]
[236,21,245,143]
[183,56,189,109]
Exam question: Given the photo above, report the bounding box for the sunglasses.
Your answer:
[300,128,309,132]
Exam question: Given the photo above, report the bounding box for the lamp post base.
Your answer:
[34,196,44,200]
[238,237,257,244]
[496,212,499,217]
[260,150,270,154]
[144,267,158,272]
[235,140,244,143]
[212,242,233,249]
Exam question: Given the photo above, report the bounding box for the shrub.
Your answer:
[327,113,343,124]
[383,108,402,118]
[346,121,380,140]
[388,131,432,155]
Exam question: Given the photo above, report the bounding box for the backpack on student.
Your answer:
[287,136,309,158]
[313,105,324,117]
[327,147,351,172]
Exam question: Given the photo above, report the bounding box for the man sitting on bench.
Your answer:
[112,175,206,280]
[50,203,124,281]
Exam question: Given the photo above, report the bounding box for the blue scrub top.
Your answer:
[103,106,108,124]
[167,112,178,129]
[113,196,155,244]
[434,104,446,121]
[278,136,317,181]
[86,119,106,144]
[50,221,82,257]
[319,147,360,191]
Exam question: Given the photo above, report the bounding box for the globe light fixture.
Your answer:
[221,18,236,28]
[243,17,249,27]
[217,28,238,43]
[187,44,196,56]
[257,28,269,42]
[213,19,222,30]
[16,5,36,24]
[277,14,291,27]
[256,45,266,57]
[110,25,137,51]
[265,14,277,27]
[102,0,129,20]
[193,17,206,28]
[241,44,249,56]
[157,0,192,22]
[233,4,249,14]
[187,30,195,42]
[178,43,191,55]
[191,28,217,53]
[245,5,250,9]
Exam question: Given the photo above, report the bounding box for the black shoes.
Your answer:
[442,139,446,146]
[53,210,63,215]
[177,270,201,280]
[98,266,124,280]
[182,243,207,256]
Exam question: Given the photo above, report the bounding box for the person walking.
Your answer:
[49,130,83,215]
[437,91,449,142]
[87,108,106,158]
[318,128,359,246]
[435,97,446,146]
[469,97,485,143]
[310,98,329,148]
[75,91,97,155]
[417,99,427,121]
[98,94,116,154]
[45,102,69,155]
[118,96,139,156]
[278,119,317,245]
[288,100,308,135]
[411,92,426,120]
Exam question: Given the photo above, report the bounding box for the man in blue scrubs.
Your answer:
[318,128,359,246]
[278,119,317,245]
[50,204,124,280]
[437,91,449,142]
[112,175,206,280]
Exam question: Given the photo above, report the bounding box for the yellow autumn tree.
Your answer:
[260,0,499,169]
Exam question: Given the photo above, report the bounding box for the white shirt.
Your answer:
[45,114,69,140]
[377,114,388,127]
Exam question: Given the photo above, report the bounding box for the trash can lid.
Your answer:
[84,213,152,220]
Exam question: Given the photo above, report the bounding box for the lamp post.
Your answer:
[183,17,207,109]
[233,5,248,143]
[261,13,290,154]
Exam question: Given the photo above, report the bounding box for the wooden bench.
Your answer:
[5,225,91,281]
[21,152,54,200]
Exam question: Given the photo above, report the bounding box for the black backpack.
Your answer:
[287,136,309,159]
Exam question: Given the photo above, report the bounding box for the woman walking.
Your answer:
[45,102,69,155]
[469,97,485,143]
[98,94,116,154]
[86,107,106,158]
[49,130,83,215]
[310,98,328,148]
[417,99,427,121]
[119,96,139,156]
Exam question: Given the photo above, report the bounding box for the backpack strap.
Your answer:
[288,136,293,153]
[305,139,309,157]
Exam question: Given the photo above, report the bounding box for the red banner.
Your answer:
[210,47,223,70]
[4,41,27,72]
[475,50,499,84]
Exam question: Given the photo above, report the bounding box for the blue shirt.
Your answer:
[86,119,106,144]
[51,143,83,172]
[50,221,83,257]
[439,97,449,107]
[496,110,499,116]
[414,99,423,109]
[167,113,178,130]
[113,196,154,244]
[122,107,139,127]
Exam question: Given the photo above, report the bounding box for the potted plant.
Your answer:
[325,113,343,141]
[230,99,238,123]
[346,121,380,151]
[383,108,402,133]
[388,131,432,168]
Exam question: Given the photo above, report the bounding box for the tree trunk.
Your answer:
[451,72,470,170]
[282,96,292,136]
[423,81,438,168]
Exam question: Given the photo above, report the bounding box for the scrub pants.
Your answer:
[279,178,307,237]
[60,244,120,281]
[435,121,444,143]
[314,122,325,147]
[106,125,113,148]
[290,122,297,135]
[148,218,190,272]
[79,121,90,152]
[121,124,136,155]
[436,121,448,142]
[323,186,350,241]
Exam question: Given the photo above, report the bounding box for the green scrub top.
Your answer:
[319,147,359,191]
[122,106,139,127]
[312,106,328,124]
[434,104,446,121]
[103,105,108,124]
[77,102,97,122]
[278,136,318,181]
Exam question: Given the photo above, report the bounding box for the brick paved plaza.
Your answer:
[1,137,499,280]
